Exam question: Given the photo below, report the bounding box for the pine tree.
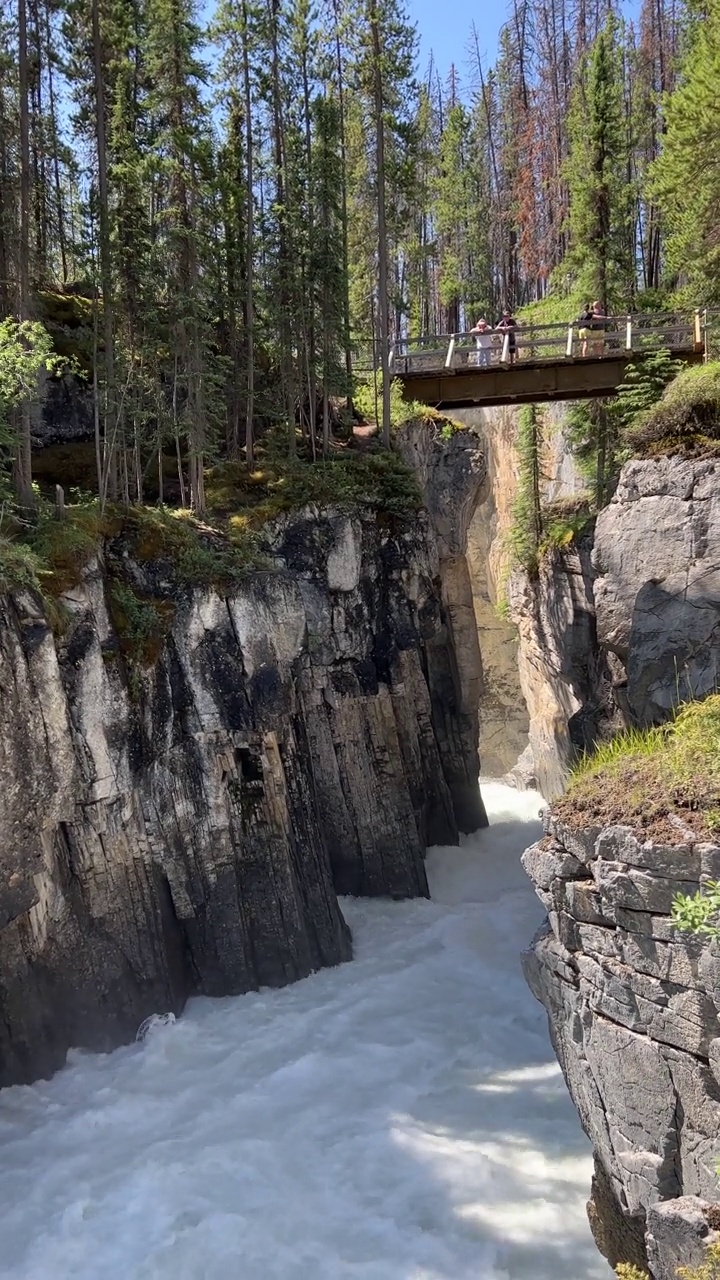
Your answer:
[14,0,35,510]
[145,0,215,512]
[652,1,720,304]
[565,14,635,311]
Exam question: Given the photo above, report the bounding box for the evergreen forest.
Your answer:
[0,0,718,518]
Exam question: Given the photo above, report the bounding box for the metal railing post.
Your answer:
[566,324,574,358]
[626,315,633,352]
[444,335,456,370]
[501,331,510,364]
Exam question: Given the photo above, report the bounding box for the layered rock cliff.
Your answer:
[459,401,587,782]
[523,812,720,1276]
[511,454,720,797]
[0,425,486,1087]
[516,449,720,1275]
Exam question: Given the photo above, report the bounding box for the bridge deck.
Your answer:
[399,350,705,409]
[380,311,712,410]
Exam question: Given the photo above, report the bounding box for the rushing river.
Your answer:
[0,783,611,1279]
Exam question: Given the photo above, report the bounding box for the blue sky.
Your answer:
[408,0,506,84]
[409,0,642,86]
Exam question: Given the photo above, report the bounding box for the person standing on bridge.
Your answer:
[496,310,517,364]
[577,304,594,357]
[470,317,493,367]
[587,301,607,356]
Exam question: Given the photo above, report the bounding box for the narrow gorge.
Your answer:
[4,396,720,1280]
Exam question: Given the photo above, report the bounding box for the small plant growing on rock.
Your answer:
[616,1245,720,1279]
[676,1242,720,1278]
[672,881,720,939]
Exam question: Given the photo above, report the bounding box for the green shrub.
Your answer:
[672,880,720,939]
[0,535,48,594]
[121,506,263,587]
[676,1243,720,1279]
[628,361,720,456]
[539,495,594,554]
[206,449,422,523]
[107,578,175,668]
[351,374,454,433]
[27,500,108,595]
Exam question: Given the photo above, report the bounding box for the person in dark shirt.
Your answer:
[587,300,606,356]
[577,304,594,357]
[496,310,518,364]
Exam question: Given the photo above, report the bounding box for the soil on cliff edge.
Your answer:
[553,696,720,845]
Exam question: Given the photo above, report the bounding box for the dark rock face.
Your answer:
[522,815,720,1276]
[35,372,94,446]
[0,493,485,1086]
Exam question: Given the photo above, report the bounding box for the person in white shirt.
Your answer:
[470,317,493,367]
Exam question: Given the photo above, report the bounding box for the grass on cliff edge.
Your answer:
[627,360,720,459]
[556,696,720,842]
[0,443,423,603]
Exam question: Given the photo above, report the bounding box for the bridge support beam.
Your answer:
[398,350,705,411]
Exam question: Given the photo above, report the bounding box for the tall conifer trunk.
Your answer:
[14,0,34,512]
[92,0,118,503]
[370,2,391,448]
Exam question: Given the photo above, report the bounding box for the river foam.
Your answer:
[0,782,610,1279]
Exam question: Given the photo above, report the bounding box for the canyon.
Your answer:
[3,401,720,1279]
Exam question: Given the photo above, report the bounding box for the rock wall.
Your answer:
[509,453,720,797]
[508,542,618,800]
[523,813,720,1276]
[594,456,720,726]
[0,427,487,1087]
[461,402,591,781]
[455,406,530,776]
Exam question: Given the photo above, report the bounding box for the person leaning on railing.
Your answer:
[496,309,518,364]
[469,317,494,367]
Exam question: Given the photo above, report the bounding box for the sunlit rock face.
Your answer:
[456,402,587,782]
[0,425,488,1088]
[593,456,720,725]
[507,453,720,796]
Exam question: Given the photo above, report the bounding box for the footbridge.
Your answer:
[380,310,713,410]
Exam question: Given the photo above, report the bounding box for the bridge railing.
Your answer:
[384,310,708,375]
[353,309,719,377]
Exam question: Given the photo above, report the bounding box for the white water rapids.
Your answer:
[0,783,612,1279]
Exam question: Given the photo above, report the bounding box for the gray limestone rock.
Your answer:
[509,542,618,800]
[521,839,586,890]
[522,818,720,1278]
[645,1197,719,1280]
[593,457,720,724]
[0,445,487,1086]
